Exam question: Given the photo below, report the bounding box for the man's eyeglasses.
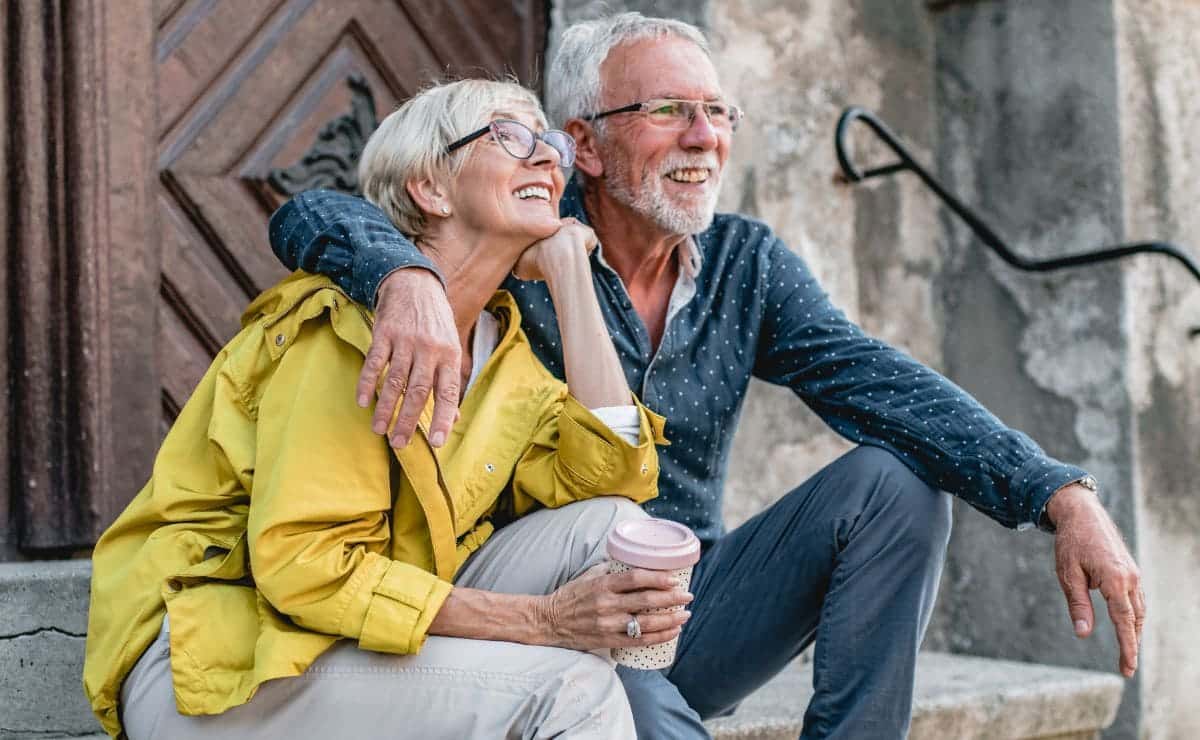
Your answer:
[584,99,744,132]
[446,119,576,169]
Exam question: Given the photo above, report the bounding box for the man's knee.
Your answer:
[836,446,952,550]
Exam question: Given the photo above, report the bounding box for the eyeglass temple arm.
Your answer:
[834,106,1200,339]
[446,126,491,153]
[584,103,642,122]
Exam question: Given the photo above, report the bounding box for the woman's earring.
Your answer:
[440,205,450,216]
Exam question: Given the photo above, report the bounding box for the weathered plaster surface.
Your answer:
[1116,1,1200,737]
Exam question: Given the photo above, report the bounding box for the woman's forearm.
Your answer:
[429,586,548,644]
[540,247,632,408]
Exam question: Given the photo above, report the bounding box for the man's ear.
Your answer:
[566,119,604,178]
[405,177,450,217]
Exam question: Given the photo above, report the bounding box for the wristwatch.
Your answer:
[1075,474,1099,492]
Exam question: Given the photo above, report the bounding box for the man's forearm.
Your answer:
[758,240,1086,529]
[267,189,442,307]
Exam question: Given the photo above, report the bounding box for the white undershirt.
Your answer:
[468,311,641,445]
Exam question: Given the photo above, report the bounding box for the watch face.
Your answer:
[1080,475,1099,491]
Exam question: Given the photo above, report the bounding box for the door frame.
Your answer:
[3,0,158,554]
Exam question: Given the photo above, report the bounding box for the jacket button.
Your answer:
[640,463,649,475]
[275,333,286,346]
[485,463,495,473]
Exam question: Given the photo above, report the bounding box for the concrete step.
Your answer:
[705,652,1124,740]
[0,561,96,740]
[2,561,1123,739]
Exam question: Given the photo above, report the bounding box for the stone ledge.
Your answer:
[0,560,91,636]
[705,652,1125,740]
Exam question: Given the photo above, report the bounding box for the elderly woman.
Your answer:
[83,79,689,739]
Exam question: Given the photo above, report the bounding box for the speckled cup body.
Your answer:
[608,560,693,670]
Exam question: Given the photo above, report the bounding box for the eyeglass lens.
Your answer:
[491,120,576,168]
[644,100,740,131]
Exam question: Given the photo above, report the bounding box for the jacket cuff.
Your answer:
[356,560,453,654]
[1010,456,1089,533]
[557,394,666,500]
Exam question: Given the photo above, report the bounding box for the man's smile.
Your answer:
[665,167,710,184]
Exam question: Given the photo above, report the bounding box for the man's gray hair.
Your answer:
[545,12,710,128]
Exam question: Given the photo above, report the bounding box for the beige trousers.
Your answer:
[120,497,648,739]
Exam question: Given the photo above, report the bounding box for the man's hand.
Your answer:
[1048,483,1145,677]
[358,268,460,448]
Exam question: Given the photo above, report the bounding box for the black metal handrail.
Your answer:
[834,106,1200,338]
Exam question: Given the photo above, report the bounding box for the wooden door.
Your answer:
[1,0,546,557]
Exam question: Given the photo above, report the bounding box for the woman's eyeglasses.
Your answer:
[584,98,743,132]
[446,119,576,169]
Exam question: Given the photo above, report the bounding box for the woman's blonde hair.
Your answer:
[358,79,544,238]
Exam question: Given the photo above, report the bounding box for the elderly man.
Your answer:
[267,12,1143,739]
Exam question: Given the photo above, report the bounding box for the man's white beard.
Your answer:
[605,151,721,236]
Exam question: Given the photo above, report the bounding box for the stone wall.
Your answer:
[1116,1,1200,738]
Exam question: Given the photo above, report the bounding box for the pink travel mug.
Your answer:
[606,518,701,669]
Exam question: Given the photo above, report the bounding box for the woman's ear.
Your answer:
[565,119,603,178]
[406,177,451,218]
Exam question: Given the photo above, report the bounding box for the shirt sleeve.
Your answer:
[247,316,451,655]
[753,236,1086,531]
[509,394,668,515]
[267,190,444,308]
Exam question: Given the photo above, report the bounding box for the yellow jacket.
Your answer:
[83,273,666,737]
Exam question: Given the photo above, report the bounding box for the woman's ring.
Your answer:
[626,617,642,639]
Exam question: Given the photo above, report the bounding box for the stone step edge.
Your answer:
[705,651,1124,740]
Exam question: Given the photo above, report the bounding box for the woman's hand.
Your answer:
[536,564,693,651]
[512,218,597,282]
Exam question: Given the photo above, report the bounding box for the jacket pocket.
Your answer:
[161,534,259,714]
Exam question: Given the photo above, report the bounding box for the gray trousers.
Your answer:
[120,497,648,739]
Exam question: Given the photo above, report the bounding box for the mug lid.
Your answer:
[606,518,700,570]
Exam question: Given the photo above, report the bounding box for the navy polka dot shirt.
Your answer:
[268,181,1087,547]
